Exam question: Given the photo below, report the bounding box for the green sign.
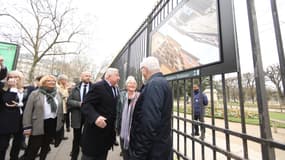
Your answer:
[0,42,18,71]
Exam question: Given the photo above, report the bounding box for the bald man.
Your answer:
[67,71,92,160]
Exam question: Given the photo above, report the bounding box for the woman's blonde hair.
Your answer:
[39,75,57,87]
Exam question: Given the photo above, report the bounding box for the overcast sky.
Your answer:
[74,0,285,73]
[72,0,158,67]
[234,0,285,73]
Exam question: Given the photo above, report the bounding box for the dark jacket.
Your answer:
[0,66,7,81]
[115,90,126,134]
[0,88,20,134]
[67,82,91,128]
[193,90,208,115]
[129,72,173,160]
[81,80,118,157]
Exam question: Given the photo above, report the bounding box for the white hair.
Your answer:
[57,74,68,81]
[140,56,160,72]
[104,68,119,79]
[125,76,137,86]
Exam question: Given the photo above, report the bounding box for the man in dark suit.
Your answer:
[67,71,92,160]
[81,68,120,160]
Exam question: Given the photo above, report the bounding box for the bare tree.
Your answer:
[242,72,256,104]
[0,0,82,82]
[265,64,284,112]
[225,77,239,103]
[51,54,93,82]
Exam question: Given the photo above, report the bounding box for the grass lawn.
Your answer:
[173,104,285,128]
[215,112,285,128]
[270,112,285,121]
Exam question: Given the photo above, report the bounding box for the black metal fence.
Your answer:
[110,0,285,159]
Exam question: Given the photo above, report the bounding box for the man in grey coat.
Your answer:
[67,71,92,160]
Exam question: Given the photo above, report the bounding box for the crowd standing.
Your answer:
[0,56,184,160]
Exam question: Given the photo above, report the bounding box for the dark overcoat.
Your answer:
[81,80,117,157]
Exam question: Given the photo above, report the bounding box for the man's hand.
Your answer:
[95,116,107,128]
[7,78,17,88]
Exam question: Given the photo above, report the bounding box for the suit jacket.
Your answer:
[81,80,117,157]
[67,82,92,128]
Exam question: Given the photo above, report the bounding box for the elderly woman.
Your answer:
[116,76,140,160]
[0,71,22,160]
[57,74,70,134]
[22,75,64,160]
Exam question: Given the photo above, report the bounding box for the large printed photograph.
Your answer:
[151,0,221,75]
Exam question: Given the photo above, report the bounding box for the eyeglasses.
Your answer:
[8,76,19,78]
[45,80,56,82]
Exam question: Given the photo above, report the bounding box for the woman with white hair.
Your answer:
[116,76,140,160]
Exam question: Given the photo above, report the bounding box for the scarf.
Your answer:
[39,87,57,113]
[120,92,140,149]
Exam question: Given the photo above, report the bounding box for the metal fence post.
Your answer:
[246,0,275,159]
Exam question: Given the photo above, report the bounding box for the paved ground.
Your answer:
[6,130,123,160]
[5,116,285,160]
[172,113,285,160]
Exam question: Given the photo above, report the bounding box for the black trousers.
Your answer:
[64,112,70,130]
[119,138,129,160]
[71,115,85,160]
[71,128,82,160]
[0,134,10,160]
[10,115,24,160]
[9,130,22,160]
[24,118,56,160]
[24,134,52,160]
[81,151,108,160]
[0,117,23,160]
[194,113,205,135]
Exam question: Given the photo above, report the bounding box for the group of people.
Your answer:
[0,55,208,160]
[0,56,174,160]
[0,53,74,160]
[80,56,174,160]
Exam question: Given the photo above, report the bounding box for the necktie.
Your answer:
[83,84,87,100]
[112,86,117,97]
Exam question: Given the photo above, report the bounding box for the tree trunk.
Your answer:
[279,95,284,112]
[28,61,38,83]
[277,85,284,112]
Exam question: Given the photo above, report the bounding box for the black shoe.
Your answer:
[114,140,119,146]
[62,137,69,140]
[195,132,200,136]
[66,128,70,132]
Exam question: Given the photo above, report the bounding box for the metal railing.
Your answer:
[109,0,285,159]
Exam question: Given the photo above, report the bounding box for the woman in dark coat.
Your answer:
[0,71,22,160]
